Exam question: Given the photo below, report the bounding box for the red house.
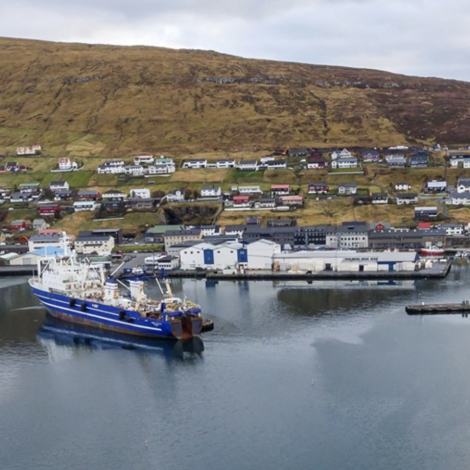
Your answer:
[271,184,290,196]
[38,204,61,216]
[233,195,250,207]
[308,183,329,194]
[77,190,100,201]
[9,220,26,231]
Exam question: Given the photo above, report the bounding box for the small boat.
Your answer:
[29,252,206,340]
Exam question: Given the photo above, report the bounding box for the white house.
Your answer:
[133,155,154,165]
[331,158,358,169]
[237,185,263,195]
[97,164,126,174]
[73,201,100,212]
[237,160,258,171]
[265,160,287,170]
[395,183,411,191]
[58,158,72,170]
[102,190,127,200]
[216,159,236,169]
[448,192,470,206]
[49,181,70,192]
[246,239,281,270]
[201,186,221,198]
[449,154,470,168]
[396,194,419,205]
[183,159,207,169]
[129,188,151,199]
[166,190,185,203]
[439,223,464,236]
[74,234,115,255]
[124,165,147,176]
[425,180,447,193]
[456,178,470,193]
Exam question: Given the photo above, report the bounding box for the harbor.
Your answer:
[3,261,470,470]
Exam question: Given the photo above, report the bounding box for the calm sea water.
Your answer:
[2,264,470,470]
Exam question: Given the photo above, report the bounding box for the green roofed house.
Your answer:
[144,225,184,244]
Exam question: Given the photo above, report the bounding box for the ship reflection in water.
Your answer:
[37,315,204,360]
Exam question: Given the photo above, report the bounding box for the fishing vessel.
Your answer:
[28,254,204,340]
[420,246,445,257]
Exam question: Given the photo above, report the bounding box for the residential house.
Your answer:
[124,165,146,176]
[414,206,438,221]
[371,193,389,204]
[456,178,470,193]
[307,157,328,169]
[237,160,259,171]
[448,192,470,206]
[73,201,99,212]
[126,198,156,210]
[54,190,73,201]
[49,181,70,192]
[271,184,290,196]
[9,220,28,231]
[265,160,287,170]
[77,190,100,201]
[182,159,207,169]
[97,164,125,174]
[395,183,411,191]
[409,154,429,168]
[58,158,71,170]
[164,228,202,250]
[254,197,276,209]
[216,159,236,169]
[201,186,222,198]
[102,190,127,200]
[337,183,358,195]
[449,153,470,168]
[396,193,419,205]
[308,183,329,194]
[10,192,32,203]
[425,180,447,194]
[232,195,251,208]
[385,154,406,167]
[133,155,154,165]
[237,185,263,195]
[166,190,185,203]
[129,188,151,199]
[74,232,115,255]
[331,158,358,169]
[362,150,380,163]
[279,195,303,206]
[16,145,41,156]
[439,223,464,236]
[19,183,41,194]
[32,219,48,231]
[38,204,61,216]
[288,148,311,157]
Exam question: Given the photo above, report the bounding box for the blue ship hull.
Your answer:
[31,286,202,340]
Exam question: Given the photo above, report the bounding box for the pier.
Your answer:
[406,302,470,315]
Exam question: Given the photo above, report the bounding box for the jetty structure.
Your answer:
[406,301,470,315]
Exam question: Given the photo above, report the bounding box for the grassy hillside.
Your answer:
[0,37,469,159]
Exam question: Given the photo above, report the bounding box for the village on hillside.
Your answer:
[1,142,470,273]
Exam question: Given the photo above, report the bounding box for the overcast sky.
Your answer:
[2,0,470,81]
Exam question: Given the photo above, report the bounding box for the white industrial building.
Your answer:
[246,239,281,269]
[273,251,418,273]
[180,241,247,270]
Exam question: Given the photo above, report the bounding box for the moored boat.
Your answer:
[420,246,445,257]
[28,254,206,340]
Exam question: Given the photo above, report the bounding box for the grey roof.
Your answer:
[339,183,358,188]
[457,178,470,186]
[239,160,258,165]
[75,235,112,242]
[29,234,61,242]
[369,229,446,239]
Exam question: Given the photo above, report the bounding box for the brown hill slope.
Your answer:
[0,37,469,156]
